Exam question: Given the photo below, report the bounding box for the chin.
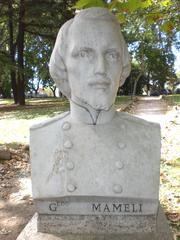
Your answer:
[91,98,114,111]
[80,96,113,111]
[90,102,112,111]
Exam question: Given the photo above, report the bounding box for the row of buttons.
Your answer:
[62,122,76,193]
[62,121,125,194]
[66,183,123,193]
[64,141,126,150]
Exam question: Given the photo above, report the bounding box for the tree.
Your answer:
[75,0,180,34]
[120,62,147,96]
[0,66,12,98]
[75,0,179,95]
[16,0,25,105]
[8,0,18,103]
[0,0,76,104]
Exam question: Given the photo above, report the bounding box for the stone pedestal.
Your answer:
[17,205,173,240]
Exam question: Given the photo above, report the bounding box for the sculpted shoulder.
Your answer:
[30,111,70,131]
[116,111,160,130]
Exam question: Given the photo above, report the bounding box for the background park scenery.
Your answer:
[0,0,180,240]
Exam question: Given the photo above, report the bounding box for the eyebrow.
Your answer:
[105,48,120,53]
[71,47,94,57]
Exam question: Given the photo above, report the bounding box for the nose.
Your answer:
[94,54,106,75]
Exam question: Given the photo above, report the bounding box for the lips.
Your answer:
[88,80,110,89]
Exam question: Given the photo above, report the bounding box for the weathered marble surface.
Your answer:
[28,6,171,239]
[16,206,173,240]
[30,111,160,213]
[38,213,156,234]
[35,196,157,216]
[49,8,131,106]
[30,7,161,211]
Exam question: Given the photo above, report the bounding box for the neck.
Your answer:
[70,99,116,125]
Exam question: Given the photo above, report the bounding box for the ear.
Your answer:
[119,38,131,87]
[49,50,71,98]
[49,20,73,98]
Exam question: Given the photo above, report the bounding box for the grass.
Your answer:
[164,94,180,105]
[0,96,130,144]
[0,98,70,120]
[115,95,132,103]
[0,98,70,144]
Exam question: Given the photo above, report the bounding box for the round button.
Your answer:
[118,142,126,149]
[113,184,123,194]
[66,161,74,170]
[62,121,71,130]
[64,140,73,149]
[115,161,124,169]
[67,184,76,192]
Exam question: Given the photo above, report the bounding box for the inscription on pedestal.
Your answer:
[92,203,143,213]
[35,197,158,216]
[48,202,143,213]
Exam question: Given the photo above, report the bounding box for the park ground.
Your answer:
[0,95,179,240]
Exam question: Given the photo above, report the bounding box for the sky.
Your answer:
[172,46,180,72]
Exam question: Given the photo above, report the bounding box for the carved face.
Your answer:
[66,20,123,110]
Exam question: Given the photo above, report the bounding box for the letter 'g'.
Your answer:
[49,202,57,212]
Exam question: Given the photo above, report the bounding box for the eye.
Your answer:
[79,50,88,58]
[78,49,93,59]
[106,51,120,61]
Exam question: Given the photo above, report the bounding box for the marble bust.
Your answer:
[49,7,131,124]
[30,8,160,215]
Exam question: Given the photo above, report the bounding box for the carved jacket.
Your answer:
[30,111,160,204]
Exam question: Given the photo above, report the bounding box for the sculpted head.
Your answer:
[49,7,131,111]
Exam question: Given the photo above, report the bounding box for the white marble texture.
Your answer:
[30,7,161,216]
[30,110,161,215]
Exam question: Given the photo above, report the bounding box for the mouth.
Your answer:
[88,81,110,90]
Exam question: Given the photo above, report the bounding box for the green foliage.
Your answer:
[74,0,179,95]
[0,51,16,98]
[25,0,75,39]
[75,0,180,34]
[120,63,146,95]
[0,0,76,103]
[0,69,11,98]
[75,0,106,8]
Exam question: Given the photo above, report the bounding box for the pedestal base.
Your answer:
[16,206,173,240]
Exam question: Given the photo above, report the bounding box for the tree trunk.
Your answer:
[17,0,25,105]
[59,90,63,98]
[132,72,142,99]
[50,86,56,98]
[8,0,18,104]
[53,89,56,98]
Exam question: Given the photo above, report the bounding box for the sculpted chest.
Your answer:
[57,117,160,199]
[30,114,160,202]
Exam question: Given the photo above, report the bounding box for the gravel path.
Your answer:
[131,96,169,125]
[129,96,180,239]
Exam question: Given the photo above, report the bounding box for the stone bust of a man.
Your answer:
[49,7,131,125]
[30,8,160,213]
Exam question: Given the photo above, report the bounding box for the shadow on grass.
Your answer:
[0,98,70,120]
[0,96,131,120]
